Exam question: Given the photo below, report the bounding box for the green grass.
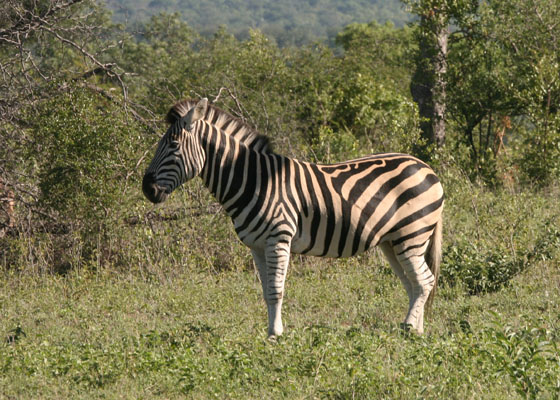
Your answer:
[2,183,560,399]
[1,251,559,399]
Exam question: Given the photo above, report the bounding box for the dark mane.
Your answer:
[166,99,272,154]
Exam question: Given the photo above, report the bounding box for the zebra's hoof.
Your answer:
[399,322,413,331]
[400,323,423,335]
[399,322,416,333]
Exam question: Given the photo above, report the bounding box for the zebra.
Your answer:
[143,98,444,338]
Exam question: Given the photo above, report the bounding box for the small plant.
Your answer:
[441,199,560,296]
[441,240,524,295]
[486,322,560,399]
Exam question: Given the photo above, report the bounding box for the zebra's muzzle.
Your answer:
[142,173,169,204]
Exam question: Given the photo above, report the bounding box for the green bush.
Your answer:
[517,118,560,187]
[486,322,560,398]
[441,240,524,295]
[4,85,147,271]
[31,87,141,225]
[440,208,560,296]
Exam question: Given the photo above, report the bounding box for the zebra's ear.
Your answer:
[182,98,208,128]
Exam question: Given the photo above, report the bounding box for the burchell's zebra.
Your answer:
[143,98,444,337]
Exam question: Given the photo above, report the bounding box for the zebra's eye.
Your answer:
[169,136,183,148]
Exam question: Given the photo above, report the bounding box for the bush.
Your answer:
[2,85,147,272]
[439,176,560,296]
[441,239,524,295]
[30,87,142,226]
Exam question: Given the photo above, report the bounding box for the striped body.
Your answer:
[143,99,444,337]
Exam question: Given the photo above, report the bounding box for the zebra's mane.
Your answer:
[166,99,272,154]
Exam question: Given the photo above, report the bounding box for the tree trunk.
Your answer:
[433,24,448,147]
[0,176,15,238]
[411,14,448,149]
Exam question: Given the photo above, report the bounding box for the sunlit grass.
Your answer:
[1,250,559,399]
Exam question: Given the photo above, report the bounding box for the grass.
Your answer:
[1,251,559,399]
[1,183,560,399]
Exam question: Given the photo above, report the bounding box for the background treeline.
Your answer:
[1,0,559,277]
[105,0,411,46]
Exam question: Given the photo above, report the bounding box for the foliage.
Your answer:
[292,50,424,161]
[441,223,560,295]
[487,322,560,398]
[335,21,414,93]
[30,87,140,225]
[401,0,479,150]
[444,0,560,185]
[116,13,199,112]
[0,86,146,273]
[118,16,422,163]
[503,0,560,185]
[437,161,560,295]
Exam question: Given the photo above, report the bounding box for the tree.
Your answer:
[403,0,478,153]
[0,0,149,270]
[486,0,560,184]
[1,1,124,230]
[291,24,423,161]
[0,0,160,238]
[445,0,560,184]
[403,0,449,150]
[335,21,414,94]
[446,6,521,168]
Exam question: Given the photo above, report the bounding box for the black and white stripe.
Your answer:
[143,98,444,337]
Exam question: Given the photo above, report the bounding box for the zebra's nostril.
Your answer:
[142,173,158,202]
[142,173,169,203]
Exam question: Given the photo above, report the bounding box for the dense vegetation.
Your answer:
[1,0,559,398]
[105,0,411,45]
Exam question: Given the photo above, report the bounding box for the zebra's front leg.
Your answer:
[262,240,291,338]
[251,248,269,305]
[251,244,290,338]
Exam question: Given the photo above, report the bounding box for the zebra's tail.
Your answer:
[425,212,443,311]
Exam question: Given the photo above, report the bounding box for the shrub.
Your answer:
[4,85,147,271]
[30,87,141,225]
[441,218,560,296]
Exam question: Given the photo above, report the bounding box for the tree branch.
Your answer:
[0,0,83,42]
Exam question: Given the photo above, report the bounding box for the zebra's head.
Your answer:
[143,98,208,204]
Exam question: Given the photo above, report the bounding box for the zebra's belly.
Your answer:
[289,223,379,258]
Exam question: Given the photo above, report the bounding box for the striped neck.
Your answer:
[199,122,256,205]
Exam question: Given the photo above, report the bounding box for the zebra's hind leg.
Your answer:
[379,242,414,329]
[387,241,435,334]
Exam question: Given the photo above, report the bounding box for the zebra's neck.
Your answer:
[199,122,269,208]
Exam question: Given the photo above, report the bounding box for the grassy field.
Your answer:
[1,183,560,399]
